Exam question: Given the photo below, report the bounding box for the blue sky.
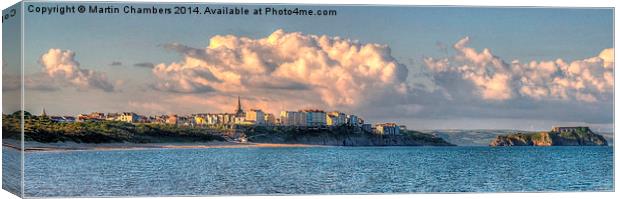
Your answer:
[22,5,612,67]
[3,2,614,131]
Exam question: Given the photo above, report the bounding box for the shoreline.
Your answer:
[2,142,613,152]
[2,141,323,152]
[3,140,611,152]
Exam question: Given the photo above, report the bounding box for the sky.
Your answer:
[2,2,614,131]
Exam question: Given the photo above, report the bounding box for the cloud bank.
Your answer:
[39,49,114,92]
[15,31,611,128]
[424,37,613,103]
[153,29,408,108]
[146,31,612,125]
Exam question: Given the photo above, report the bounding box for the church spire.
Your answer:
[41,108,47,117]
[235,96,245,117]
[238,96,242,111]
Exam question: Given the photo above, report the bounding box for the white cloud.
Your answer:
[153,29,409,109]
[40,49,114,92]
[424,37,613,102]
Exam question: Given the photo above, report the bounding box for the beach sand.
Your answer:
[2,140,321,152]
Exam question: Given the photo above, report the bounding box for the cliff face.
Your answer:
[490,127,608,146]
[276,133,455,146]
[246,126,455,146]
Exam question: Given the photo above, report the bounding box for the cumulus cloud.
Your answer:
[134,32,611,124]
[424,37,613,102]
[39,49,114,92]
[152,29,409,108]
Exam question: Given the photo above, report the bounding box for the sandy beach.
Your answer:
[2,140,322,152]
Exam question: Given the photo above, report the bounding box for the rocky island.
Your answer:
[489,126,608,146]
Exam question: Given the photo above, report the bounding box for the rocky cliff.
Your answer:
[489,127,608,146]
[273,133,455,146]
[245,126,455,146]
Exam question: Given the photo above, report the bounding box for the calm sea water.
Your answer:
[7,146,615,197]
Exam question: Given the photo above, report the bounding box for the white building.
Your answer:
[118,112,139,123]
[346,114,360,127]
[280,111,306,126]
[326,111,346,126]
[374,123,401,135]
[194,114,207,126]
[245,109,265,125]
[177,116,192,126]
[203,113,238,125]
[264,113,276,125]
[105,113,119,121]
[302,109,326,127]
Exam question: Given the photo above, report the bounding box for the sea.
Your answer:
[2,146,614,197]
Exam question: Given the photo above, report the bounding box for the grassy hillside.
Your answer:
[2,112,226,143]
[490,127,608,146]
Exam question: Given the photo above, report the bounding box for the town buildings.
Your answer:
[327,111,346,126]
[166,114,178,125]
[245,109,265,125]
[118,112,139,123]
[346,114,361,127]
[279,111,305,126]
[374,123,401,135]
[264,113,276,125]
[43,96,408,135]
[302,109,327,127]
[279,109,329,127]
[551,126,589,133]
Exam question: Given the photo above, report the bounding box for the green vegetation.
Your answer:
[2,111,22,140]
[490,127,608,146]
[401,130,454,145]
[242,125,455,146]
[558,127,589,140]
[530,132,543,140]
[2,111,226,143]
